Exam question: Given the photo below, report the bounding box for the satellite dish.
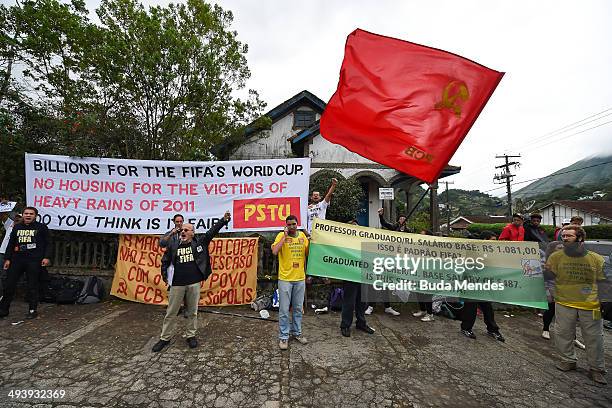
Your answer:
[524,200,536,211]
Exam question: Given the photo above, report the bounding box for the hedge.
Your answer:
[467,223,612,240]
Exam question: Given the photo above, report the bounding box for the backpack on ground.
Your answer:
[76,276,105,304]
[251,294,272,312]
[43,277,84,304]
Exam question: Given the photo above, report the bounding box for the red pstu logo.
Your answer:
[233,197,301,228]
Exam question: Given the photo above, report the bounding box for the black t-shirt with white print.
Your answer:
[172,242,202,286]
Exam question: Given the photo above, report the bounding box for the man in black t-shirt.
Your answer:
[152,212,230,352]
[0,207,51,320]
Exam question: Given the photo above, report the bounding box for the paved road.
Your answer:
[0,300,610,407]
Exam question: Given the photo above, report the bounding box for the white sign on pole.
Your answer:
[378,188,394,200]
[25,153,311,234]
[0,201,17,213]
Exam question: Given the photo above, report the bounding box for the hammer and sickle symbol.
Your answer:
[117,278,128,295]
[434,80,469,117]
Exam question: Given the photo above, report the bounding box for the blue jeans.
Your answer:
[278,279,305,340]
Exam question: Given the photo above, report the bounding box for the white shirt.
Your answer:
[307,200,329,234]
[1,218,15,254]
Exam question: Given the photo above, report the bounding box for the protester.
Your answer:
[365,207,406,316]
[570,216,584,226]
[151,211,231,352]
[413,229,434,322]
[272,215,309,350]
[524,213,550,244]
[498,213,524,241]
[1,212,21,297]
[378,207,413,233]
[306,178,338,234]
[340,219,375,337]
[546,225,607,384]
[541,241,563,340]
[1,211,21,265]
[0,207,50,319]
[460,230,505,342]
[159,213,188,318]
[554,219,571,241]
[159,213,184,248]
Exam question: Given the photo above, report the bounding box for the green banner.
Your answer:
[306,219,548,309]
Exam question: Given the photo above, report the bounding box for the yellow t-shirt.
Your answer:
[272,231,309,281]
[546,250,605,310]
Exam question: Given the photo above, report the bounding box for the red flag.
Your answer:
[320,29,504,183]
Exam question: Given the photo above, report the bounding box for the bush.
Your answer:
[584,224,612,240]
[467,222,612,240]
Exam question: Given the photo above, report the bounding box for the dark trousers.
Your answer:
[418,293,433,314]
[460,302,499,333]
[601,302,612,321]
[0,259,41,311]
[543,301,555,331]
[341,282,367,329]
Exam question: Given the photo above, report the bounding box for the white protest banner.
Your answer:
[25,153,310,234]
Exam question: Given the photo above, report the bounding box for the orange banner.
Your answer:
[111,235,258,306]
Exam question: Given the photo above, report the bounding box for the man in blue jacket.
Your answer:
[152,211,230,352]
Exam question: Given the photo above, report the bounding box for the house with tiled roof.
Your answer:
[537,200,612,226]
[445,215,511,231]
[214,90,460,227]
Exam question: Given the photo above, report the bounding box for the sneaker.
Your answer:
[293,335,308,345]
[356,324,375,334]
[574,339,586,350]
[542,331,550,340]
[412,310,427,318]
[279,339,288,350]
[314,306,328,315]
[152,339,170,352]
[25,310,38,319]
[384,307,400,316]
[487,331,505,342]
[461,329,476,339]
[0,309,8,318]
[588,370,607,385]
[420,314,435,322]
[341,327,351,337]
[186,337,198,349]
[555,361,577,371]
[604,321,612,330]
[365,306,373,315]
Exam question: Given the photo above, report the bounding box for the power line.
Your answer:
[524,119,612,151]
[458,107,612,178]
[506,107,612,151]
[518,111,612,150]
[481,160,612,194]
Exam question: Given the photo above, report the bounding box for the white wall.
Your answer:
[540,204,610,226]
[307,133,378,164]
[230,114,296,160]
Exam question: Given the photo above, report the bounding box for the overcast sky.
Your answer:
[53,1,612,194]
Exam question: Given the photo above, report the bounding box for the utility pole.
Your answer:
[494,154,521,217]
[444,181,454,235]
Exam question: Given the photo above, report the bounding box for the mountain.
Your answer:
[513,155,612,199]
[438,189,506,217]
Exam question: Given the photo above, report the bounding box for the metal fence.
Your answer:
[48,231,277,278]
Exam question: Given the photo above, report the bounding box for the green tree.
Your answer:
[90,0,265,160]
[0,0,264,198]
[309,170,364,223]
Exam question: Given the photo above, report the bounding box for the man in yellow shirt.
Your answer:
[546,225,607,384]
[272,215,309,350]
